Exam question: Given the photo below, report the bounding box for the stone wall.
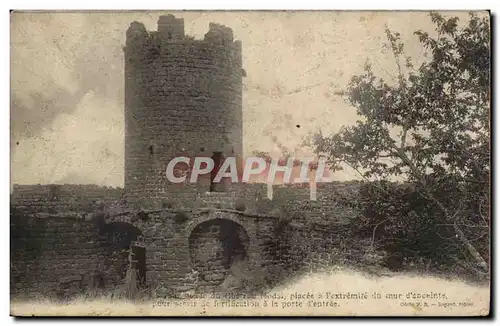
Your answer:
[227,181,362,223]
[188,218,249,288]
[273,221,354,273]
[10,214,105,299]
[136,209,276,297]
[124,15,243,201]
[10,205,280,299]
[10,180,365,298]
[10,211,148,299]
[9,14,376,299]
[11,184,124,214]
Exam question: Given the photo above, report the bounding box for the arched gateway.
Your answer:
[188,218,249,287]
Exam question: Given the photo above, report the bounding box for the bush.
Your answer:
[162,199,176,209]
[353,181,470,271]
[137,211,149,221]
[234,199,246,212]
[255,198,275,214]
[173,211,189,223]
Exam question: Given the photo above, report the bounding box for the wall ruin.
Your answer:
[124,15,243,201]
[10,181,362,299]
[10,15,364,299]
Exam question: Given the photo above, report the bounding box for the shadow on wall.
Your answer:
[99,221,146,289]
[188,218,249,288]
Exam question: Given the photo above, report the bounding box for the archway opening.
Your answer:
[188,218,249,287]
[130,243,146,287]
[101,222,145,289]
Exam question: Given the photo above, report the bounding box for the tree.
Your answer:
[312,12,490,275]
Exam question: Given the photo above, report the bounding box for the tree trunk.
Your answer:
[395,148,489,275]
[425,190,489,273]
[453,223,489,272]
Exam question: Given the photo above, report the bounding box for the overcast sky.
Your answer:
[10,10,484,187]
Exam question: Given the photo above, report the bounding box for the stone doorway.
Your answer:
[101,222,144,289]
[130,242,146,287]
[188,218,249,287]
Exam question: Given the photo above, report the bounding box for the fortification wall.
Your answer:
[10,215,105,299]
[9,14,375,299]
[10,181,362,224]
[10,212,147,299]
[10,193,365,298]
[234,181,362,222]
[11,184,124,214]
[124,16,243,201]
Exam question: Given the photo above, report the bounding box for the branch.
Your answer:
[478,197,489,226]
[385,27,414,156]
[392,145,424,183]
[451,256,489,278]
[373,56,399,82]
[436,224,489,228]
[465,179,489,184]
[388,142,489,272]
[385,26,406,88]
[371,219,389,247]
[400,126,408,150]
[434,230,457,241]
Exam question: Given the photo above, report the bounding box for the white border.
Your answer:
[1,1,498,325]
[2,1,498,10]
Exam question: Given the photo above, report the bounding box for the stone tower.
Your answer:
[124,15,244,202]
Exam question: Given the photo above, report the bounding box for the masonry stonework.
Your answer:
[10,214,135,299]
[10,182,361,298]
[124,15,243,201]
[10,15,363,299]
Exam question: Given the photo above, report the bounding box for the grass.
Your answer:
[11,267,489,317]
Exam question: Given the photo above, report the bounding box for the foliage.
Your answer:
[313,12,490,276]
[173,211,189,223]
[234,199,247,212]
[355,182,460,269]
[161,199,176,209]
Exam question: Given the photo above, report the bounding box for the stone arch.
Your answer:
[103,210,150,233]
[100,221,146,288]
[184,211,250,237]
[187,217,249,287]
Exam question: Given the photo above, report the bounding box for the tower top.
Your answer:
[204,22,234,44]
[125,14,238,45]
[157,14,185,40]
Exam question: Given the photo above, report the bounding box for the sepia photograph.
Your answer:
[9,10,491,316]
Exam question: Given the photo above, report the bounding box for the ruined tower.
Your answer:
[124,15,244,202]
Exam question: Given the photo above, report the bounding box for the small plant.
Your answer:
[274,208,293,237]
[173,211,189,223]
[137,211,149,221]
[139,198,156,210]
[162,199,176,209]
[234,199,246,212]
[198,207,214,214]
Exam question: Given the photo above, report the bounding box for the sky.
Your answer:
[10,10,486,187]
